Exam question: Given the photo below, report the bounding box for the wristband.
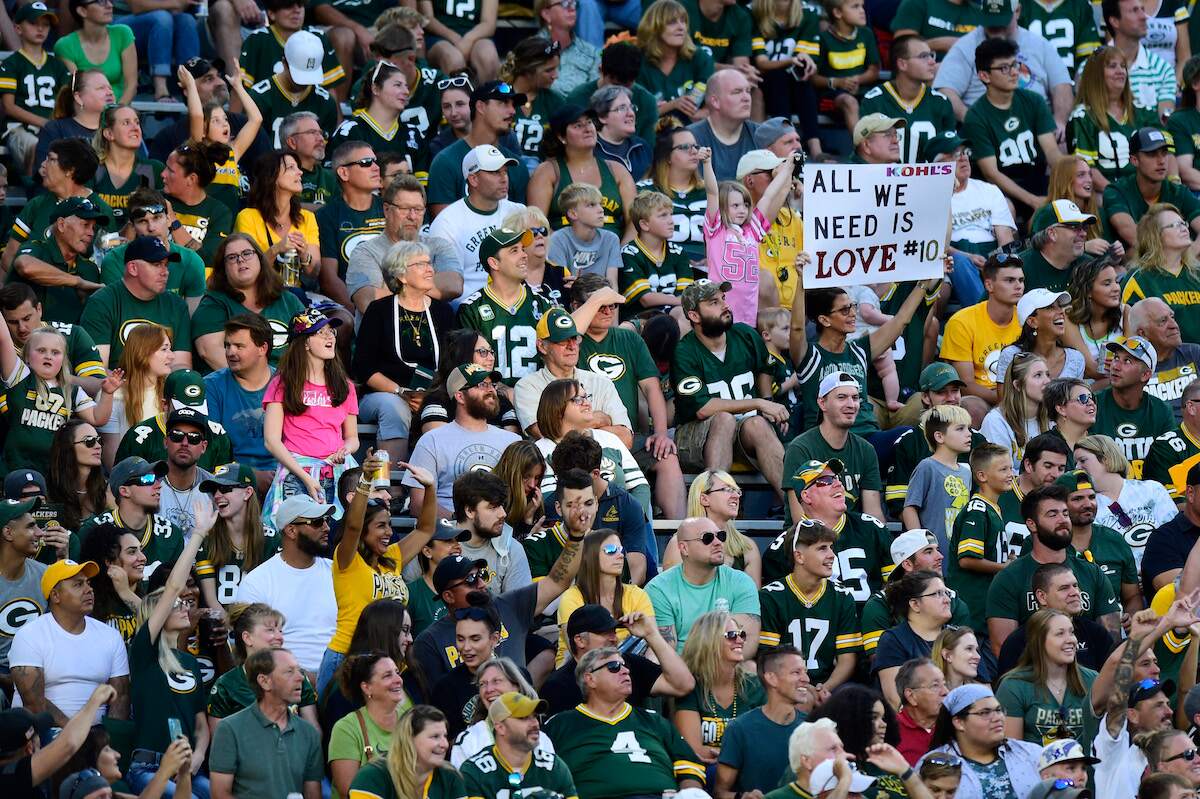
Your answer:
[169,219,182,232]
[899,768,914,782]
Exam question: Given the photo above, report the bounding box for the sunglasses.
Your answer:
[590,659,626,674]
[810,475,840,488]
[530,226,549,237]
[723,629,747,641]
[451,570,490,589]
[686,530,727,545]
[601,543,624,556]
[437,75,473,91]
[130,204,165,221]
[74,434,101,448]
[1073,392,1094,405]
[167,429,205,445]
[1167,750,1199,763]
[125,472,160,487]
[347,156,378,169]
[922,753,962,769]
[569,391,593,406]
[212,484,243,495]
[292,516,330,527]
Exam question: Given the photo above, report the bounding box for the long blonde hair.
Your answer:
[1136,203,1200,277]
[638,0,697,65]
[681,611,753,713]
[1001,608,1088,696]
[24,327,74,417]
[687,471,754,560]
[1075,47,1134,133]
[385,705,455,798]
[118,324,171,427]
[1046,156,1102,239]
[752,0,805,40]
[1000,353,1050,450]
[137,588,187,678]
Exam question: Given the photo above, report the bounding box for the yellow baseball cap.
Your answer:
[41,559,98,599]
[487,691,547,724]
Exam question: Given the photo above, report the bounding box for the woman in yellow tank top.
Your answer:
[318,450,440,695]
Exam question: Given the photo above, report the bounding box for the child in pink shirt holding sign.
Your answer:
[701,147,798,325]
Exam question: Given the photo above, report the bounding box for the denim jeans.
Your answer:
[127,759,211,799]
[575,0,643,47]
[316,648,346,696]
[949,251,986,307]
[117,11,200,77]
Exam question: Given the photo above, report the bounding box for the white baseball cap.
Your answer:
[462,144,518,180]
[274,494,335,530]
[809,760,876,796]
[284,31,325,86]
[891,529,937,567]
[818,371,860,398]
[1017,288,1069,326]
[735,149,785,180]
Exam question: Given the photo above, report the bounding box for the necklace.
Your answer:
[164,476,200,514]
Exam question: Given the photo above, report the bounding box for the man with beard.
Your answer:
[996,562,1115,674]
[1055,469,1142,614]
[1000,433,1071,558]
[524,469,604,581]
[156,407,214,538]
[671,279,787,500]
[346,175,463,319]
[203,315,277,489]
[402,364,520,517]
[280,112,336,208]
[117,369,234,475]
[427,81,530,216]
[1131,298,1200,424]
[0,497,47,686]
[1093,335,1175,478]
[985,484,1122,655]
[460,692,578,799]
[762,459,892,609]
[150,58,269,167]
[77,457,184,582]
[451,471,532,595]
[234,495,337,680]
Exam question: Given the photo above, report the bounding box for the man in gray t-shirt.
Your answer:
[0,497,49,668]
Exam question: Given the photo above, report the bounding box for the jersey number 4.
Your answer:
[611,731,651,763]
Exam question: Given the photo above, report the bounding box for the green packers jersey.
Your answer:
[1077,524,1138,598]
[869,281,941,396]
[34,322,105,381]
[316,197,386,281]
[795,334,877,435]
[946,494,1008,634]
[1093,387,1175,478]
[350,761,467,799]
[859,84,957,163]
[299,163,337,207]
[195,531,282,606]
[890,0,980,38]
[752,20,821,64]
[618,238,694,316]
[0,367,91,471]
[329,110,421,177]
[781,427,883,520]
[1123,266,1200,346]
[986,552,1120,624]
[350,63,446,153]
[430,0,483,34]
[543,704,705,799]
[579,327,659,425]
[249,77,340,150]
[79,282,191,365]
[674,676,765,747]
[816,27,880,78]
[206,663,316,718]
[0,49,70,123]
[460,745,579,799]
[762,512,893,603]
[77,510,185,576]
[963,89,1055,180]
[767,349,798,422]
[885,425,983,517]
[637,50,714,109]
[1154,629,1190,699]
[683,0,754,64]
[10,238,100,326]
[638,180,708,263]
[758,576,862,684]
[100,242,205,301]
[1068,105,1161,181]
[860,587,972,652]
[671,322,770,426]
[239,26,345,89]
[1168,108,1200,160]
[11,191,114,247]
[1143,425,1200,499]
[31,501,74,563]
[514,90,564,163]
[406,576,445,636]
[190,289,302,370]
[114,413,233,473]
[998,478,1032,560]
[91,159,165,230]
[1020,0,1101,74]
[456,284,550,386]
[168,192,232,268]
[1018,247,1082,293]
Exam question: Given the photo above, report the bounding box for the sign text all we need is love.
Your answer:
[801,162,955,289]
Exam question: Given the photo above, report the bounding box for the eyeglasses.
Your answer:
[74,435,101,448]
[830,302,859,316]
[602,543,624,556]
[723,629,748,641]
[590,659,627,674]
[470,380,498,391]
[570,392,593,406]
[962,705,1005,718]
[437,75,473,91]
[913,680,948,692]
[384,200,425,216]
[705,485,743,497]
[125,472,160,487]
[547,0,578,8]
[474,346,495,358]
[1166,749,1200,763]
[293,128,327,140]
[1161,220,1189,232]
[608,102,638,115]
[684,530,727,545]
[530,226,549,237]
[450,570,490,590]
[1073,392,1094,406]
[989,61,1019,74]
[454,606,491,622]
[919,589,952,600]
[224,249,257,265]
[672,143,701,152]
[810,475,840,488]
[167,429,205,445]
[346,157,378,169]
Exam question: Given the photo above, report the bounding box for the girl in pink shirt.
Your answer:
[264,306,359,507]
[701,147,798,326]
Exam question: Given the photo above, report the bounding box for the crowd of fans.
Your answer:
[8,0,1200,797]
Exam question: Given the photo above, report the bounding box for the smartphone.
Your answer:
[167,717,183,741]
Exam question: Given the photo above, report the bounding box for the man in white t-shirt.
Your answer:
[10,557,129,724]
[428,145,527,305]
[234,495,337,680]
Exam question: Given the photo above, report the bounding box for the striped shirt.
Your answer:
[1129,44,1176,111]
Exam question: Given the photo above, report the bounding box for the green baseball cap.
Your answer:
[479,228,533,269]
[51,196,110,226]
[199,462,256,493]
[1056,470,1095,494]
[15,2,57,24]
[919,362,964,391]
[446,363,503,395]
[0,497,40,528]
[976,0,1015,27]
[535,307,579,342]
[165,370,206,412]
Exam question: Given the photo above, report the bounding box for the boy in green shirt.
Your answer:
[618,190,693,321]
[946,442,1013,635]
[814,0,880,132]
[0,2,68,176]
